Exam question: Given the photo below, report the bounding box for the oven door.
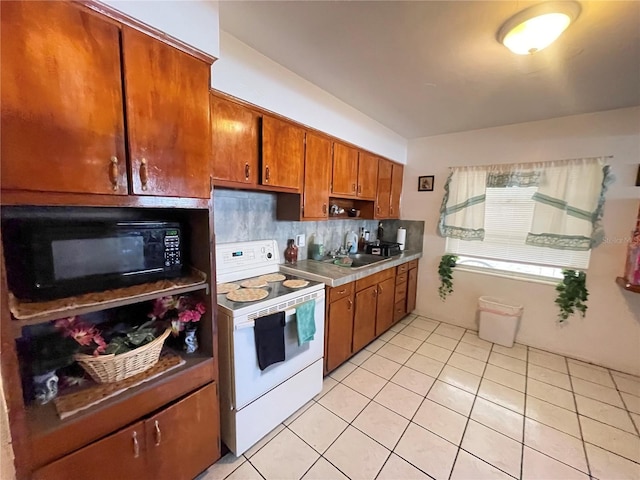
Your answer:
[230,294,325,410]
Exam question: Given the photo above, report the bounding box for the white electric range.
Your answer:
[215,240,325,455]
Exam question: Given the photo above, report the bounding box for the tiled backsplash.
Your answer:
[213,189,424,261]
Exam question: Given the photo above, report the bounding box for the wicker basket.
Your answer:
[74,329,171,384]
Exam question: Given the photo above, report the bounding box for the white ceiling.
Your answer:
[218,1,640,139]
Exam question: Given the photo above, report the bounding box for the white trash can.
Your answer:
[478,296,523,348]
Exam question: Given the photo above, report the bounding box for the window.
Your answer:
[439,158,610,280]
[446,185,591,278]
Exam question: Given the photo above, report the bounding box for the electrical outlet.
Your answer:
[296,234,306,247]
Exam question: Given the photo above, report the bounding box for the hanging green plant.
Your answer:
[555,269,589,323]
[438,254,458,301]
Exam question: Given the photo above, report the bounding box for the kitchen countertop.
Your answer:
[279,250,422,287]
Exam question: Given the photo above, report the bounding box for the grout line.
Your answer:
[520,345,529,479]
[566,355,593,478]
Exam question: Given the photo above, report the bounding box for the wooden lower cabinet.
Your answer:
[407,261,418,314]
[353,285,377,352]
[374,277,395,335]
[325,289,355,373]
[33,383,220,480]
[324,260,419,374]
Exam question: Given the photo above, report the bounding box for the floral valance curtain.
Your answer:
[438,157,612,251]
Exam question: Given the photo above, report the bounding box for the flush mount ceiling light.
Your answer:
[497,1,581,55]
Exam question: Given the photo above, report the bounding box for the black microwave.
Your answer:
[3,220,184,301]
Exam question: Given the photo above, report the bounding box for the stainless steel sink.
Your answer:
[319,253,392,269]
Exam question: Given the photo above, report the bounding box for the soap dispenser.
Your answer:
[345,231,358,254]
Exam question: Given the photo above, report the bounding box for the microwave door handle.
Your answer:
[234,308,297,330]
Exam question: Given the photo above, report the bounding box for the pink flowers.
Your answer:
[149,295,206,336]
[54,316,107,356]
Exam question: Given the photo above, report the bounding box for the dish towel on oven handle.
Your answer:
[295,300,316,346]
[253,311,286,371]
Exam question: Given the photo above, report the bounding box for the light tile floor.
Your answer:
[201,315,640,480]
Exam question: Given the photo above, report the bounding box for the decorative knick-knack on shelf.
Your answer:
[33,370,59,405]
[184,325,199,354]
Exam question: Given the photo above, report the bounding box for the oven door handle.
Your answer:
[235,308,297,330]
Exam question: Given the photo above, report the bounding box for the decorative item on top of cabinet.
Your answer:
[1,0,214,200]
[262,116,305,191]
[210,93,260,187]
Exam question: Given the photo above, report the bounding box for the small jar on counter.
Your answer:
[284,239,298,264]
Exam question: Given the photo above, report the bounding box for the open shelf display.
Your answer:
[9,268,208,337]
[616,276,640,294]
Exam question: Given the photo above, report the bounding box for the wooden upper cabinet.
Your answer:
[211,95,260,186]
[262,116,305,191]
[303,132,332,219]
[357,152,379,200]
[0,0,128,195]
[331,142,358,196]
[390,163,404,219]
[375,159,393,218]
[123,27,211,198]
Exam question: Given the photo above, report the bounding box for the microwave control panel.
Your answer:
[164,230,181,267]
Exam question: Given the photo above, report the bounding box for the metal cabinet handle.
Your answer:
[347,298,352,310]
[132,431,140,458]
[390,206,394,214]
[154,420,161,446]
[265,166,270,182]
[373,289,377,298]
[109,156,118,190]
[378,285,383,294]
[338,289,346,295]
[352,183,356,192]
[140,158,148,191]
[358,185,362,194]
[245,163,250,180]
[377,205,381,213]
[322,203,327,214]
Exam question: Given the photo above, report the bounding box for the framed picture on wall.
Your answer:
[418,175,434,192]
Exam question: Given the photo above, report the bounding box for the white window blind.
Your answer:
[446,186,591,269]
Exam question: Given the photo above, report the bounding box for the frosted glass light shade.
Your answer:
[498,2,581,55]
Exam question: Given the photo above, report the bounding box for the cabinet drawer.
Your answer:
[328,282,354,303]
[395,283,407,302]
[393,301,406,323]
[396,263,409,274]
[355,268,394,292]
[396,273,408,285]
[408,259,419,269]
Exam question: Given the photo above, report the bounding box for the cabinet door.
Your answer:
[1,0,127,195]
[375,159,393,218]
[332,142,358,196]
[211,95,260,185]
[390,163,404,219]
[123,27,211,198]
[407,266,418,314]
[353,286,377,352]
[326,295,354,373]
[375,277,395,336]
[262,116,305,191]
[146,383,220,480]
[303,132,332,219]
[33,423,147,480]
[358,152,379,200]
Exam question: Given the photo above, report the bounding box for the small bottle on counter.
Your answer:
[377,222,384,242]
[358,227,365,252]
[284,239,298,264]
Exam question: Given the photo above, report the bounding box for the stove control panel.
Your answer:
[215,240,280,283]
